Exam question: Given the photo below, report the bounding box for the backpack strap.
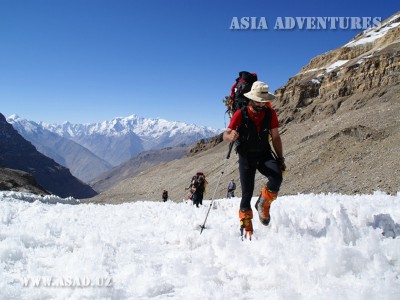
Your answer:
[236,106,272,155]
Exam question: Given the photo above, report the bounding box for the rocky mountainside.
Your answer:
[86,12,400,204]
[0,168,49,195]
[185,134,224,157]
[0,113,97,198]
[8,114,221,181]
[274,12,400,125]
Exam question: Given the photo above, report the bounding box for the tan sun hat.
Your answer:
[244,81,275,102]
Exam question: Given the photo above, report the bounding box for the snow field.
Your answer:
[1,191,399,299]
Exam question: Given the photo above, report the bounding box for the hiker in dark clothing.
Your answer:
[162,190,168,202]
[223,81,286,239]
[192,175,205,208]
[227,179,236,198]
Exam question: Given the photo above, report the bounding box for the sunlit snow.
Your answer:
[1,191,399,299]
[325,60,349,73]
[345,14,400,47]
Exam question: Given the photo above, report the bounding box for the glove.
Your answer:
[277,157,286,175]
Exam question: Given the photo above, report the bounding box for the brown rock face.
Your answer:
[186,134,224,157]
[275,13,400,125]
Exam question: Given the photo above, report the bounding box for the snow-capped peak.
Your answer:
[7,114,42,134]
[8,114,221,143]
[40,115,221,139]
[7,114,222,169]
[7,114,21,122]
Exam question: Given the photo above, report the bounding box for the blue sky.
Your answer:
[0,0,398,129]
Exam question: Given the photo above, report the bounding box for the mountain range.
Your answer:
[0,113,97,198]
[7,114,221,182]
[88,11,400,203]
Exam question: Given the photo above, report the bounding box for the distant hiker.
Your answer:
[227,179,236,198]
[196,172,208,196]
[192,175,206,208]
[162,190,168,202]
[223,81,286,239]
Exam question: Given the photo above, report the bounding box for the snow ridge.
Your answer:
[345,13,400,47]
[40,114,221,139]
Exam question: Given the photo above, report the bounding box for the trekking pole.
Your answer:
[200,141,234,234]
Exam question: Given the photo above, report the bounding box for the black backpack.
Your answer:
[230,71,258,112]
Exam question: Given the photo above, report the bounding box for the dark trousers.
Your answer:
[239,153,283,211]
[192,193,203,207]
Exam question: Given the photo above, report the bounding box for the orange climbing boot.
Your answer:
[239,209,253,240]
[255,186,278,226]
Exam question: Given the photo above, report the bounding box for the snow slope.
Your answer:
[1,191,400,299]
[345,13,400,47]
